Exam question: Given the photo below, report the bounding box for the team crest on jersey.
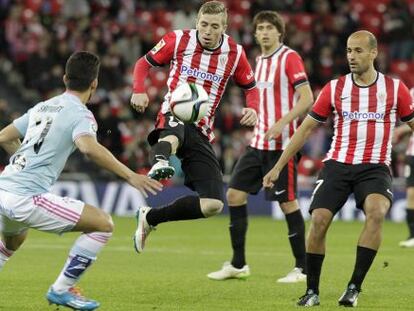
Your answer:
[151,39,166,54]
[219,55,227,67]
[11,154,27,171]
[377,93,386,104]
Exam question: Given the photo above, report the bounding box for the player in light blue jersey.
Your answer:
[0,51,163,310]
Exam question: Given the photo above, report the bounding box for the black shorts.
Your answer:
[405,156,414,187]
[228,146,298,203]
[148,112,223,201]
[309,160,393,214]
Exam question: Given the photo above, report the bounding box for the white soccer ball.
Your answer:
[170,82,211,123]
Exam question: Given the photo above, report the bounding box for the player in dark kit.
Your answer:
[207,11,313,283]
[130,1,259,253]
[264,30,414,307]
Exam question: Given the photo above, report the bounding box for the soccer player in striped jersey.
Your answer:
[207,11,313,283]
[0,52,162,310]
[264,31,414,307]
[130,1,259,253]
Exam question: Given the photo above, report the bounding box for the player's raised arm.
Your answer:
[75,135,163,198]
[130,57,151,113]
[0,124,22,155]
[131,32,176,113]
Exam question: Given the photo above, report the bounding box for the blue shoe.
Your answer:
[46,287,100,310]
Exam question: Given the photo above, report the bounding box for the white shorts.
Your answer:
[0,190,85,236]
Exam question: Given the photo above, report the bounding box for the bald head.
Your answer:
[348,30,377,49]
[346,30,378,76]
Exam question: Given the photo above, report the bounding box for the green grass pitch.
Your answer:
[1,216,413,310]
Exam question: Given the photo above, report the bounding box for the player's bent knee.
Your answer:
[4,231,28,251]
[311,211,331,231]
[280,200,300,214]
[200,199,224,217]
[226,188,247,206]
[365,210,386,225]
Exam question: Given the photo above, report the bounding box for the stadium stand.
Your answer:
[0,0,413,181]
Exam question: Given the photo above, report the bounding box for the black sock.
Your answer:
[229,204,248,269]
[146,196,204,226]
[349,246,377,291]
[151,141,172,164]
[285,209,306,272]
[406,209,414,238]
[306,253,325,295]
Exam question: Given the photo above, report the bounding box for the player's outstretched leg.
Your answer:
[133,196,223,253]
[0,230,27,271]
[47,286,100,311]
[47,205,113,310]
[133,206,154,253]
[0,240,13,271]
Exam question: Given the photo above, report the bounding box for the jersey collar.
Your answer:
[261,44,284,59]
[63,91,83,105]
[351,71,379,88]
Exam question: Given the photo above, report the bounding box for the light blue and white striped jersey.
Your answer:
[0,92,97,195]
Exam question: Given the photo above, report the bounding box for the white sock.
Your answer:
[52,232,112,293]
[0,240,14,271]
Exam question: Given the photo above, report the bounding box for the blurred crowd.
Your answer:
[0,0,413,182]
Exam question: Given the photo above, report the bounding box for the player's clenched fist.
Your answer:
[130,93,149,113]
[263,167,280,189]
[240,108,257,127]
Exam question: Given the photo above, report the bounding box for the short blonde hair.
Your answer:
[197,1,228,25]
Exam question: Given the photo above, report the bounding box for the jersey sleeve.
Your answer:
[13,111,30,137]
[233,48,256,90]
[72,110,98,142]
[145,32,176,67]
[397,81,414,122]
[308,83,332,122]
[285,52,309,88]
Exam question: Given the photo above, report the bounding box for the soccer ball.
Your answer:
[170,83,210,123]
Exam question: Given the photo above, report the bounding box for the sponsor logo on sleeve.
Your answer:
[293,72,306,80]
[246,70,254,80]
[151,39,166,54]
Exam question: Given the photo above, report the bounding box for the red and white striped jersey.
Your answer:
[250,45,308,150]
[145,29,255,142]
[310,72,414,165]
